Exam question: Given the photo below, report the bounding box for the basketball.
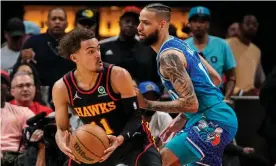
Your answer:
[70,124,110,164]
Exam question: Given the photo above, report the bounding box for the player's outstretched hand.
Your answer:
[57,130,81,164]
[99,135,124,163]
[160,114,186,143]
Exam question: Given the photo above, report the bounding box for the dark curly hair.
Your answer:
[59,27,96,59]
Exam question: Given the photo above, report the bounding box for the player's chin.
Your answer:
[95,66,104,73]
[138,34,146,40]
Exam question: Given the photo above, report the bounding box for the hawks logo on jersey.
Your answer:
[73,101,116,117]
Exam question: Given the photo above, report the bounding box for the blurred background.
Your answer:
[1,1,275,72]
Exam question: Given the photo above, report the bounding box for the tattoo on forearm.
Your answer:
[147,53,198,113]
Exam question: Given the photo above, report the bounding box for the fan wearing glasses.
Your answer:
[10,72,53,115]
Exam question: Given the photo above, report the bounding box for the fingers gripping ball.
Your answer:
[70,124,110,164]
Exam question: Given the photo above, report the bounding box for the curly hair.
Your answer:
[59,27,95,59]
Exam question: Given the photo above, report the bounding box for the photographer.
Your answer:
[0,70,44,166]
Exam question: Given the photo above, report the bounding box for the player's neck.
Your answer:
[152,32,170,53]
[75,68,99,89]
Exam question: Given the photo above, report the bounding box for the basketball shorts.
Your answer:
[165,117,237,166]
[65,136,162,166]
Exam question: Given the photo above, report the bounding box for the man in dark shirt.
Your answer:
[259,66,276,165]
[100,6,161,86]
[74,8,99,39]
[16,8,75,102]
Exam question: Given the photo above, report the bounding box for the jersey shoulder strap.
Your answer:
[103,63,121,101]
[62,70,76,106]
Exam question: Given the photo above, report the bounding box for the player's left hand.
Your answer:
[134,88,149,109]
[99,135,124,163]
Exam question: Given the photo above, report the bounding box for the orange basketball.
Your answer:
[70,124,110,164]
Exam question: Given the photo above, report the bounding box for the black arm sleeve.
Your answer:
[120,96,142,141]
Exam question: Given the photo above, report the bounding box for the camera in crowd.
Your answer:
[22,112,55,147]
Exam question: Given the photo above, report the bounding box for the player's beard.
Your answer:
[140,30,159,46]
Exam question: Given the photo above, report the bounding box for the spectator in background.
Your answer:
[0,70,44,166]
[259,66,276,165]
[227,15,265,96]
[226,22,240,38]
[16,8,75,103]
[75,8,99,38]
[132,80,172,147]
[184,6,236,101]
[223,139,269,166]
[10,62,46,105]
[9,72,53,115]
[23,21,41,43]
[1,18,25,73]
[137,81,172,137]
[169,24,177,37]
[100,6,161,86]
[182,23,193,39]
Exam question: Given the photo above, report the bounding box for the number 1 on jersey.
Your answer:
[90,118,114,135]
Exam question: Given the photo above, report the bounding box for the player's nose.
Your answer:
[137,23,142,32]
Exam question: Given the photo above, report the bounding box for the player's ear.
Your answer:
[160,20,166,29]
[70,54,78,63]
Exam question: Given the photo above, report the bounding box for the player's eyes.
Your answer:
[88,50,94,54]
[143,21,150,25]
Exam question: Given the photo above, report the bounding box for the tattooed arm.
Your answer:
[139,50,198,113]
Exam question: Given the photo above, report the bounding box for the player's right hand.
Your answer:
[100,135,124,163]
[159,114,186,143]
[57,130,81,164]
